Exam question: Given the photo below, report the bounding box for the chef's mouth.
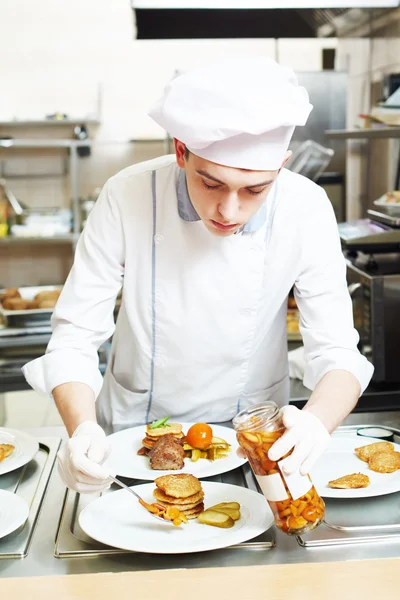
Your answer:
[210,220,239,231]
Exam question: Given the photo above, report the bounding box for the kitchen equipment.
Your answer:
[78,481,274,554]
[109,475,174,524]
[105,422,246,480]
[233,402,325,536]
[345,252,400,383]
[0,490,29,540]
[288,139,334,182]
[0,428,39,476]
[311,432,400,499]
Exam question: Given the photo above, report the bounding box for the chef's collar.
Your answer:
[177,169,267,234]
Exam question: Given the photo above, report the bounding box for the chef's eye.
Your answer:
[247,187,267,196]
[202,179,221,190]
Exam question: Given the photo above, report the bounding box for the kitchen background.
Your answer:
[1,0,400,427]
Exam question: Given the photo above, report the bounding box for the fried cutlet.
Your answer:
[146,423,183,438]
[153,487,204,506]
[355,441,394,463]
[328,473,370,489]
[154,473,202,499]
[368,451,400,474]
[148,434,185,470]
[0,444,15,463]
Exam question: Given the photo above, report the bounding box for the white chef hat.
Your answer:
[148,56,313,171]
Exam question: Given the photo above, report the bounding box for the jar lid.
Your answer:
[232,401,279,431]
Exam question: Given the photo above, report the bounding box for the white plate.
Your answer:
[106,423,246,480]
[0,428,39,476]
[0,490,29,539]
[311,434,400,499]
[79,481,273,554]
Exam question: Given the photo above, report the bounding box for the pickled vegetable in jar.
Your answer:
[233,402,325,536]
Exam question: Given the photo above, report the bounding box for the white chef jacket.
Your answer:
[22,155,373,429]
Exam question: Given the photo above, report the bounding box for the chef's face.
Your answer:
[175,139,290,237]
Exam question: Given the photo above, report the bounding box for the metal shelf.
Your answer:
[325,127,400,140]
[0,119,100,127]
[0,139,92,148]
[0,234,76,244]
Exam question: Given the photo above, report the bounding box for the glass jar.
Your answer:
[233,402,325,535]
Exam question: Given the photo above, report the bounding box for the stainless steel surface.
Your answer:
[368,209,400,228]
[54,464,275,559]
[2,416,400,578]
[108,475,173,524]
[326,128,400,140]
[346,258,400,383]
[0,437,60,559]
[293,72,347,174]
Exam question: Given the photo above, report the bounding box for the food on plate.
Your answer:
[0,443,15,462]
[198,501,241,528]
[355,441,394,463]
[236,428,325,534]
[186,423,213,450]
[34,289,61,303]
[148,434,185,470]
[328,473,370,489]
[137,418,231,466]
[152,474,204,522]
[0,288,21,302]
[384,190,400,204]
[198,509,234,528]
[368,451,400,474]
[2,298,30,310]
[138,498,188,527]
[0,287,62,311]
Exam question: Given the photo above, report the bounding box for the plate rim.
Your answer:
[106,422,246,480]
[312,433,400,499]
[0,427,39,476]
[0,489,29,539]
[78,480,273,554]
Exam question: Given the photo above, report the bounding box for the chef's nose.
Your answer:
[217,193,239,222]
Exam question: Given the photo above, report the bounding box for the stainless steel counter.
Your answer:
[1,411,400,579]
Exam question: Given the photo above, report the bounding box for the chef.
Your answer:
[23,56,373,494]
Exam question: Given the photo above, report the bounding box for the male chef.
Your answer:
[23,57,373,493]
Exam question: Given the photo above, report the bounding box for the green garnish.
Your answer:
[149,416,170,429]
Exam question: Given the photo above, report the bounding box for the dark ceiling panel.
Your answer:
[135,8,315,39]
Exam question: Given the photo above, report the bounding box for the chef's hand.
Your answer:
[57,421,112,494]
[268,406,330,475]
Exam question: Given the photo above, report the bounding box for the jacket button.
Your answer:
[154,234,164,244]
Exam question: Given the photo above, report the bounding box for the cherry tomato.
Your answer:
[186,423,213,449]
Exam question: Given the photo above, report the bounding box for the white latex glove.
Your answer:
[57,421,112,494]
[268,406,330,475]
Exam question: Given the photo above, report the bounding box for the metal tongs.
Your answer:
[109,475,175,524]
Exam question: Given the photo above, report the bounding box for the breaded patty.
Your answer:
[153,487,204,507]
[0,444,15,462]
[146,423,183,438]
[154,473,202,498]
[355,441,394,463]
[368,451,400,474]
[328,473,370,489]
[181,503,204,518]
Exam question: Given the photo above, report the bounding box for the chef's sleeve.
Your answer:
[293,191,374,394]
[22,179,124,399]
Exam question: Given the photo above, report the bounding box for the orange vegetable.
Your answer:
[186,423,213,449]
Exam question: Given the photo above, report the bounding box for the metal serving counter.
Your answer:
[1,412,400,579]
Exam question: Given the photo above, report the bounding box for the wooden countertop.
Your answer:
[2,558,399,600]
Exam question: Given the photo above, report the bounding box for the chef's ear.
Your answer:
[174,139,187,168]
[278,151,292,172]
